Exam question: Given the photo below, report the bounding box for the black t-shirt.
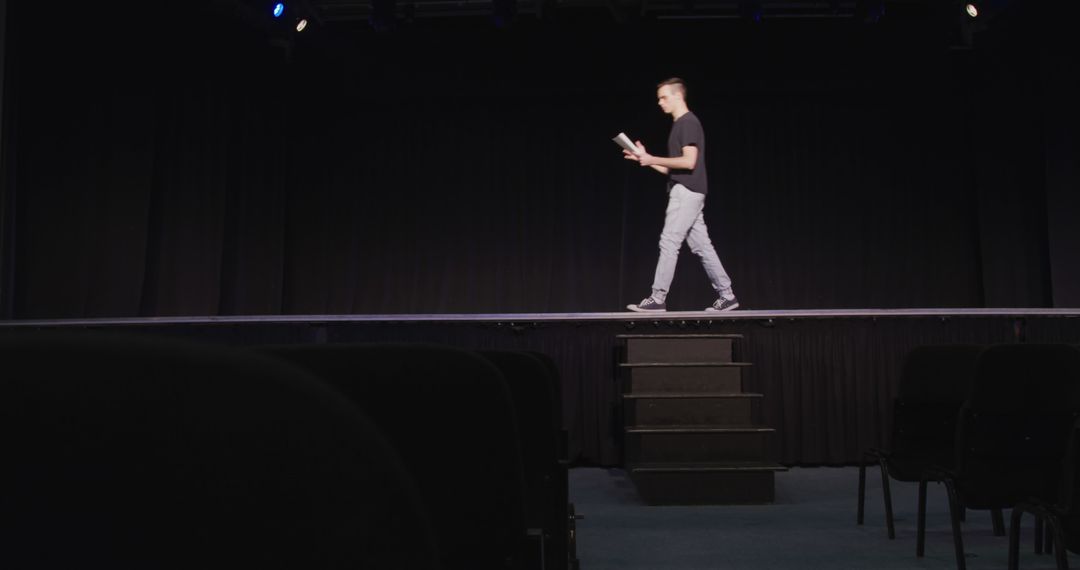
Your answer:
[666,111,708,195]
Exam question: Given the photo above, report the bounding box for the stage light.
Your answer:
[272,3,285,18]
[965,3,979,18]
[296,18,308,31]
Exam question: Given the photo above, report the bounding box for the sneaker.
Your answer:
[706,296,740,312]
[627,297,666,312]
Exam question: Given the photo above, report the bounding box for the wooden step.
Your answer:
[628,462,787,505]
[618,334,742,364]
[624,425,775,463]
[622,363,750,393]
[623,393,762,426]
[630,461,788,473]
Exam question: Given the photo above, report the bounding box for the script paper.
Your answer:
[612,132,641,155]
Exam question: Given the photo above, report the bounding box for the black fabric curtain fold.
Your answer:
[3,3,1078,318]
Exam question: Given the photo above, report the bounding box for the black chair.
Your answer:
[480,350,565,570]
[263,342,529,570]
[917,343,1080,570]
[1009,417,1080,570]
[524,350,582,570]
[0,330,440,570]
[857,344,984,538]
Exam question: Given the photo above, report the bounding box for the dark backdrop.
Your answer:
[1,0,1077,318]
[1,0,1078,465]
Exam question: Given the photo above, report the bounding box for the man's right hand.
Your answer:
[623,141,648,162]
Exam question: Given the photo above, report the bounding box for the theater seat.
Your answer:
[857,344,983,539]
[263,342,528,570]
[480,349,567,569]
[0,330,440,570]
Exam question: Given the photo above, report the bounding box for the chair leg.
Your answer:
[944,480,967,570]
[1047,516,1069,570]
[1036,516,1045,555]
[1009,508,1024,570]
[1046,521,1055,555]
[858,461,867,525]
[568,503,581,570]
[880,459,896,540]
[917,479,928,557]
[992,508,1006,537]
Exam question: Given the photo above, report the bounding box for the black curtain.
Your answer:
[1031,13,1080,308]
[1,1,1077,318]
[0,0,13,316]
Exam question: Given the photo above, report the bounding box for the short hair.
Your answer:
[657,77,687,98]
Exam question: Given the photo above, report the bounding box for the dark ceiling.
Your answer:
[228,0,1012,28]
[209,0,1020,54]
[302,0,940,22]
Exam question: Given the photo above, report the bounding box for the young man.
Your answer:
[624,78,738,312]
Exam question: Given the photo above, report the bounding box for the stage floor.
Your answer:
[1,307,1078,327]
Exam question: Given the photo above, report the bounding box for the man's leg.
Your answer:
[686,209,734,299]
[649,185,705,304]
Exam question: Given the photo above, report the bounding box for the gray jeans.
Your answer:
[650,184,733,303]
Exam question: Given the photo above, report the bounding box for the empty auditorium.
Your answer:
[1,0,1078,568]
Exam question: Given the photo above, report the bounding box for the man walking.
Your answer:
[624,78,738,312]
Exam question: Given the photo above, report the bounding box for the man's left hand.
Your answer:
[632,141,655,166]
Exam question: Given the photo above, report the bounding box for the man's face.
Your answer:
[657,85,680,114]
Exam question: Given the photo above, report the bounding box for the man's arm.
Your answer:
[623,143,698,175]
[642,145,698,171]
[626,151,668,174]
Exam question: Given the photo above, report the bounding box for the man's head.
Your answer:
[656,78,688,115]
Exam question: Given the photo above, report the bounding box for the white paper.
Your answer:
[612,132,641,155]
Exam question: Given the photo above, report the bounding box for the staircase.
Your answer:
[617,333,786,505]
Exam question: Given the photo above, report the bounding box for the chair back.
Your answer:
[480,350,565,568]
[265,342,527,570]
[887,345,983,478]
[0,331,440,569]
[1058,419,1080,554]
[954,344,1080,508]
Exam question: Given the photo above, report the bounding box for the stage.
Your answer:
[4,309,1079,467]
[3,308,1078,326]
